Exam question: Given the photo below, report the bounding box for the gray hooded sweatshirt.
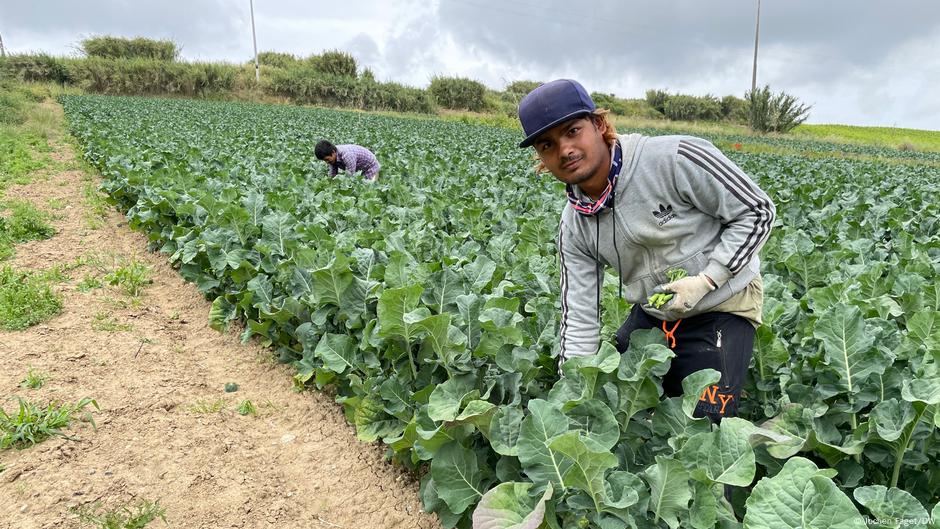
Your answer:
[558,133,776,361]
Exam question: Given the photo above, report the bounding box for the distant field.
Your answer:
[794,123,940,152]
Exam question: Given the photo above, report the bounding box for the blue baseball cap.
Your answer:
[517,79,596,148]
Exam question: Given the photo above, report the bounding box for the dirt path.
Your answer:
[0,102,441,529]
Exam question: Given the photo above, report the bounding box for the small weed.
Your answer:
[47,198,66,210]
[0,200,55,260]
[20,367,48,390]
[0,266,63,330]
[0,397,99,450]
[14,481,29,497]
[91,311,133,332]
[71,499,166,529]
[78,274,103,292]
[105,260,152,297]
[188,398,225,414]
[236,400,257,416]
[83,183,110,219]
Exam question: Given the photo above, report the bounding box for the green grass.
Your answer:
[188,398,226,414]
[71,499,166,529]
[104,259,152,297]
[0,396,98,450]
[20,367,49,390]
[78,274,104,292]
[793,123,940,152]
[0,266,63,330]
[91,311,133,332]
[83,182,110,229]
[236,400,257,416]
[0,129,46,192]
[0,199,56,259]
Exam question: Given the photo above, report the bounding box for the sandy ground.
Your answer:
[0,103,441,529]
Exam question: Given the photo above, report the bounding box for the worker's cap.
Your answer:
[517,79,596,148]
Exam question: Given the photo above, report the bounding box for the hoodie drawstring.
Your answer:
[612,195,623,301]
[595,215,601,322]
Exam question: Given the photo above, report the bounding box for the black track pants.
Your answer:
[614,305,755,423]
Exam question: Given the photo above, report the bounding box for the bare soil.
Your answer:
[0,103,441,529]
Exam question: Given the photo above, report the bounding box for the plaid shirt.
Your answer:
[328,144,380,180]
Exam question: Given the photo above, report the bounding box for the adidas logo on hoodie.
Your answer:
[653,203,677,226]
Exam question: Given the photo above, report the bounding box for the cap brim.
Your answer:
[518,110,592,148]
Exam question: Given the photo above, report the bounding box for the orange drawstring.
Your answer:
[662,319,682,349]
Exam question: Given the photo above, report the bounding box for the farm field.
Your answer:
[3,92,939,529]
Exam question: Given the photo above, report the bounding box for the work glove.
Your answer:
[652,273,717,314]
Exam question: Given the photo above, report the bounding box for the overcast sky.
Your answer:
[3,1,939,130]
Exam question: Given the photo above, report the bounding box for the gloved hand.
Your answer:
[653,273,717,314]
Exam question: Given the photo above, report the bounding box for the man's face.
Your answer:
[324,152,337,164]
[533,116,609,187]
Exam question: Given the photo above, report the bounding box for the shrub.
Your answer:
[720,94,749,124]
[67,58,236,96]
[308,49,357,77]
[269,67,433,113]
[746,85,811,133]
[505,80,542,97]
[81,36,178,61]
[256,51,298,69]
[429,76,487,112]
[645,89,669,114]
[1,54,71,84]
[663,93,721,121]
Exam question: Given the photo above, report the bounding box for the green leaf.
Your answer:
[565,399,619,451]
[870,399,917,442]
[354,395,403,442]
[690,482,718,529]
[489,405,524,457]
[428,374,478,422]
[901,377,940,405]
[549,431,619,513]
[681,369,722,419]
[464,255,497,291]
[454,400,497,437]
[313,333,359,374]
[208,295,236,331]
[415,313,467,368]
[813,305,887,396]
[759,404,816,458]
[457,293,483,351]
[246,273,276,312]
[517,399,571,491]
[853,486,930,529]
[472,482,552,529]
[430,442,485,514]
[678,417,757,486]
[641,456,692,529]
[422,265,463,314]
[743,457,866,529]
[377,284,424,344]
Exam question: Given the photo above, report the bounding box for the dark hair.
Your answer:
[315,140,336,160]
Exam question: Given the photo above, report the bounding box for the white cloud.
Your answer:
[2,0,939,129]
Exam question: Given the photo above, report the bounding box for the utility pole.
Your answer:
[250,0,260,82]
[0,31,6,58]
[751,0,761,93]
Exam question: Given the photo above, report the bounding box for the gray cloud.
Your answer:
[2,0,939,129]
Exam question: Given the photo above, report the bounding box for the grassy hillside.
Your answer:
[794,123,940,152]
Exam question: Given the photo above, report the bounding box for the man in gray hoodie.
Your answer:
[518,79,776,423]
